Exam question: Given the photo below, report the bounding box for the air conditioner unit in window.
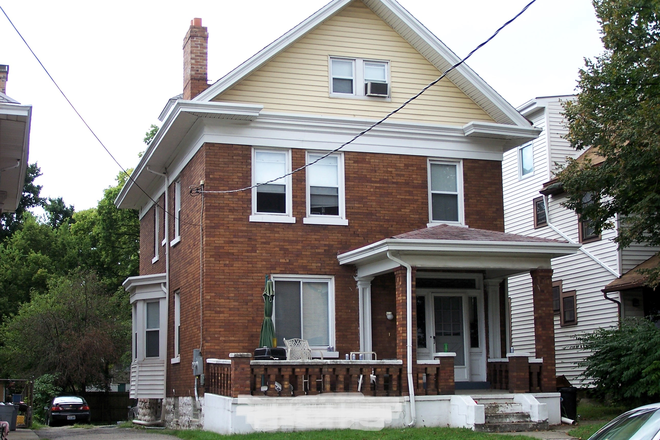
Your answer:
[365,81,388,97]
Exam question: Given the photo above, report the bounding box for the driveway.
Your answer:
[34,426,177,440]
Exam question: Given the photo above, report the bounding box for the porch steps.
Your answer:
[473,395,548,433]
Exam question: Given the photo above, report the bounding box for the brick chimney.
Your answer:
[183,18,209,100]
[0,65,8,95]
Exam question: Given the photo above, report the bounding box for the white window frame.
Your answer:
[152,204,160,264]
[272,275,336,351]
[329,57,390,99]
[518,143,534,179]
[172,291,181,363]
[250,148,295,223]
[144,300,162,359]
[427,159,464,226]
[171,180,182,246]
[304,152,348,226]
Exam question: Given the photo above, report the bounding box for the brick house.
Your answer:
[116,0,578,433]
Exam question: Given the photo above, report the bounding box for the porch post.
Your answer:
[357,277,374,356]
[394,266,416,396]
[530,268,556,392]
[485,278,503,360]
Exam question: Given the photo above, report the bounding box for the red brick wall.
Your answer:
[371,273,397,360]
[143,143,505,395]
[166,147,205,397]
[139,193,166,275]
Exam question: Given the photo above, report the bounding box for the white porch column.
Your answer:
[486,278,503,359]
[357,277,374,354]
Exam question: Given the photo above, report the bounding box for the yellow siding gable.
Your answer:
[212,1,494,126]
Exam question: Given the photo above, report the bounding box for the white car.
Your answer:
[589,403,660,440]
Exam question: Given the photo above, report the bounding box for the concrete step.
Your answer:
[486,411,531,424]
[475,420,549,433]
[484,402,524,415]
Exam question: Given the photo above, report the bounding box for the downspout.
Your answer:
[602,290,622,322]
[147,167,169,425]
[386,251,416,427]
[542,195,619,278]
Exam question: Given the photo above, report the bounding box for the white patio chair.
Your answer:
[284,338,313,361]
[283,338,324,393]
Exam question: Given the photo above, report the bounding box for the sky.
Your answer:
[0,0,604,211]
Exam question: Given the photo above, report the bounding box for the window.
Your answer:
[152,204,160,263]
[133,304,138,360]
[304,152,347,225]
[174,291,181,361]
[331,59,354,94]
[534,197,547,228]
[429,160,463,224]
[330,57,389,98]
[552,280,562,314]
[560,290,577,326]
[273,276,334,348]
[171,180,181,246]
[145,301,160,358]
[251,149,294,223]
[519,143,534,178]
[579,193,600,243]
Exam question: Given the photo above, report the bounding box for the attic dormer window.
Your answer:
[330,57,389,98]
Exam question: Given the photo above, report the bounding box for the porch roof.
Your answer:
[337,224,579,279]
[603,254,659,293]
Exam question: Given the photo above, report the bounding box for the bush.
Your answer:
[33,374,62,423]
[578,318,660,406]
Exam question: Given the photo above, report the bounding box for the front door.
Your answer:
[417,287,486,383]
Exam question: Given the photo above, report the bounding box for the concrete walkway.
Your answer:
[8,429,39,440]
[499,424,577,439]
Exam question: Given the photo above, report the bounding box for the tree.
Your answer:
[0,163,44,241]
[43,197,75,229]
[560,0,660,284]
[577,318,660,406]
[0,270,130,393]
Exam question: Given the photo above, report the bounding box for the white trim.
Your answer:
[252,148,293,218]
[303,217,349,226]
[518,143,534,179]
[174,291,181,359]
[169,236,181,247]
[305,151,347,223]
[357,277,374,355]
[271,275,336,350]
[118,105,539,212]
[427,159,464,226]
[329,56,390,98]
[170,357,180,364]
[249,214,296,224]
[173,180,181,241]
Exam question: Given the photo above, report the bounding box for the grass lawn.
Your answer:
[566,399,631,439]
[148,427,542,440]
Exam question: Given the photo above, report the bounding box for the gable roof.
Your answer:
[194,0,529,128]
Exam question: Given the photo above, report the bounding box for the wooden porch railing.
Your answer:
[206,354,456,398]
[487,355,544,393]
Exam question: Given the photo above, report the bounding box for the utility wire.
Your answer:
[0,5,193,225]
[2,0,536,209]
[193,0,536,196]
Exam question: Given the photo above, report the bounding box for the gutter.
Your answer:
[386,251,416,427]
[542,195,619,278]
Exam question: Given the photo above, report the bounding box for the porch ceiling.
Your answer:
[337,224,580,279]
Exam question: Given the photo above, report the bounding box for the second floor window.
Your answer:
[251,149,294,223]
[304,153,347,226]
[519,143,534,178]
[429,161,462,224]
[534,197,547,228]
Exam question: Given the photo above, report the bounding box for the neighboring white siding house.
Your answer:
[502,95,660,387]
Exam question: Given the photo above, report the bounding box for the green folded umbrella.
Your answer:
[258,276,276,348]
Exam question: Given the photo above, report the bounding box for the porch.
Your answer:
[201,354,558,434]
[205,353,545,398]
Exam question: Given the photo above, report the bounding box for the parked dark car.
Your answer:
[589,403,660,440]
[45,396,91,426]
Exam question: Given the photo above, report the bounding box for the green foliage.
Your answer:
[33,374,63,422]
[43,197,75,229]
[0,270,130,393]
[143,124,159,146]
[560,0,660,284]
[577,318,660,406]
